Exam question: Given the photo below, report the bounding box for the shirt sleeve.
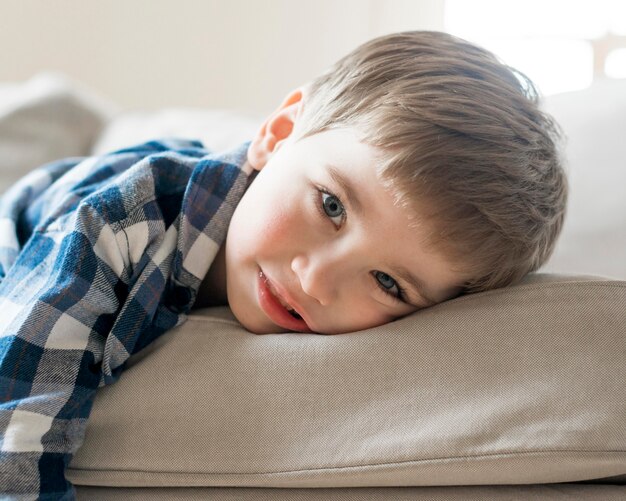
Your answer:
[0,201,129,500]
[0,138,246,499]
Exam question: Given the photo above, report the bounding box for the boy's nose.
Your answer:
[291,252,346,307]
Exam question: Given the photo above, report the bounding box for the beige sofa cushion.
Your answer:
[67,273,626,488]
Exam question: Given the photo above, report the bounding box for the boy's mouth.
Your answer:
[268,281,301,318]
[257,269,312,333]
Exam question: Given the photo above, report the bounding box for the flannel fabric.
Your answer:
[0,139,250,500]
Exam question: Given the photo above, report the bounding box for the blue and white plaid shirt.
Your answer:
[0,139,250,499]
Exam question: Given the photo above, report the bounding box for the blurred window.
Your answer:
[445,0,626,95]
[606,48,626,78]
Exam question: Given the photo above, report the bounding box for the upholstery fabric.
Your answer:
[67,274,626,488]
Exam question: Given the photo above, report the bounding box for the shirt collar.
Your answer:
[170,141,251,310]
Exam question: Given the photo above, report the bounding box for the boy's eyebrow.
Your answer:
[326,165,437,307]
[326,165,363,214]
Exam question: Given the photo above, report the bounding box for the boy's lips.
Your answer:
[257,269,313,333]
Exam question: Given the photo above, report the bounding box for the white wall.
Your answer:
[0,0,444,114]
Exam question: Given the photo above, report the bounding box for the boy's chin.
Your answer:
[230,308,287,335]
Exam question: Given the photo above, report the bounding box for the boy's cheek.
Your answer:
[231,203,292,255]
[259,210,291,241]
[254,193,301,240]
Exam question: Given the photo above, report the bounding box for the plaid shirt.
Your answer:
[0,139,250,499]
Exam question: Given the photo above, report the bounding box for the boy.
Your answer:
[0,31,566,498]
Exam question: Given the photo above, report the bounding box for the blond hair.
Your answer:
[294,31,568,294]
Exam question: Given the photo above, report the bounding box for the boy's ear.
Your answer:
[247,87,305,171]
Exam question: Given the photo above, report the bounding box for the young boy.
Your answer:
[0,31,566,498]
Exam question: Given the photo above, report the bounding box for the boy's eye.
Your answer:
[373,271,405,302]
[321,191,345,226]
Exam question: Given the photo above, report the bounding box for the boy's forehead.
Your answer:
[324,159,414,222]
[298,127,424,224]
[325,165,364,213]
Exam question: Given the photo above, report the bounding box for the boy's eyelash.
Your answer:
[313,185,407,305]
[314,185,346,227]
[387,281,408,304]
[373,271,408,304]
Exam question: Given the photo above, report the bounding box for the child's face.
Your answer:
[224,113,463,334]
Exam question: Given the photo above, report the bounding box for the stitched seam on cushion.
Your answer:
[184,315,241,327]
[67,449,626,477]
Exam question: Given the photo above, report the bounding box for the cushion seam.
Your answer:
[67,449,626,477]
[184,316,240,327]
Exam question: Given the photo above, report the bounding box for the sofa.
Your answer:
[1,73,625,500]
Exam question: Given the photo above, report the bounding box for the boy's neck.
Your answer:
[194,243,228,309]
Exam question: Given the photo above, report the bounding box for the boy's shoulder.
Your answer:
[84,138,249,225]
[0,139,214,237]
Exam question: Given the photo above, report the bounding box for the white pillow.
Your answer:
[92,108,262,156]
[0,72,116,194]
